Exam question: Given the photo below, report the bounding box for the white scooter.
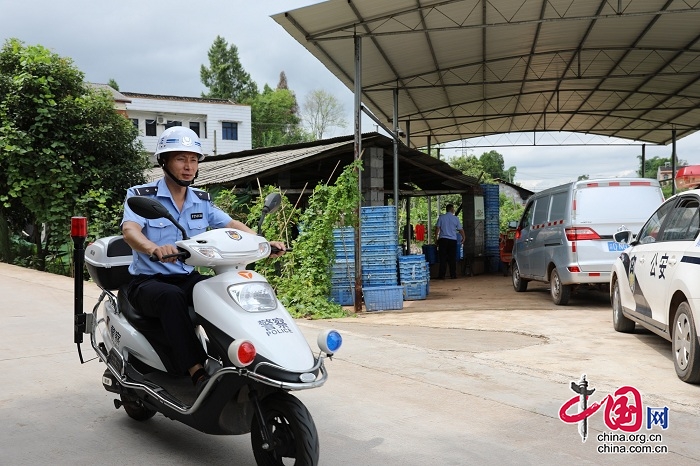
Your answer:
[71,192,342,465]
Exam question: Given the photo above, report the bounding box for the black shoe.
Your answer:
[450,276,458,279]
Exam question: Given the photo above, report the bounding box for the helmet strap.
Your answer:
[162,165,198,187]
[160,153,199,187]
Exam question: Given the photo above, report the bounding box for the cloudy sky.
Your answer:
[3,0,698,192]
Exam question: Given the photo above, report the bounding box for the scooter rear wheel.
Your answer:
[251,392,319,466]
[120,394,157,421]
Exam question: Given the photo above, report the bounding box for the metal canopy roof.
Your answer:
[274,0,700,147]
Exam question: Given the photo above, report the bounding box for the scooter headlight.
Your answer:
[258,242,270,257]
[317,329,342,355]
[227,282,278,312]
[191,246,222,259]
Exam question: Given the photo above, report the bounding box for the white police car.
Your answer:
[610,189,700,383]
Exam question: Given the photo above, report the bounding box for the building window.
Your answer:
[145,119,157,136]
[222,122,238,140]
[190,122,200,137]
[165,120,182,129]
[131,118,139,130]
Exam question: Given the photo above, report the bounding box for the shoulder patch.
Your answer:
[133,186,158,196]
[193,190,211,201]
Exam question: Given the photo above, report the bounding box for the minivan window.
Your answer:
[533,197,550,225]
[575,185,664,224]
[520,201,534,229]
[549,192,568,222]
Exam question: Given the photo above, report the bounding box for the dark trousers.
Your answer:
[438,238,458,279]
[127,272,209,374]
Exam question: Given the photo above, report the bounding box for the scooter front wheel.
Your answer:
[251,392,319,466]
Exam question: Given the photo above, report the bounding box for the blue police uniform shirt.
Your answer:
[121,178,233,275]
[435,212,463,241]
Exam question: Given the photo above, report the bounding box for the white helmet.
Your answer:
[155,126,204,166]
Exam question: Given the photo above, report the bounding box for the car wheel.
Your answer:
[672,302,700,383]
[612,278,635,333]
[512,261,528,292]
[550,268,571,305]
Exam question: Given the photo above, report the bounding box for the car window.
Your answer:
[520,201,534,230]
[549,192,568,222]
[660,197,700,242]
[533,196,550,225]
[638,200,676,244]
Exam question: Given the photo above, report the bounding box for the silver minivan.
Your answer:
[511,178,665,304]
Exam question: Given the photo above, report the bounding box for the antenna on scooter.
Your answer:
[71,216,88,363]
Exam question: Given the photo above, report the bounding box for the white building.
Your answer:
[101,88,251,164]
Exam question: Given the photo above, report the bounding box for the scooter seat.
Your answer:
[116,286,199,333]
[117,286,163,333]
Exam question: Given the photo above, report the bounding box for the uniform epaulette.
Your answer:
[193,190,211,201]
[133,186,158,196]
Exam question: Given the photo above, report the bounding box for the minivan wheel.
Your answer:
[672,302,700,383]
[612,278,635,333]
[512,261,528,292]
[550,268,571,305]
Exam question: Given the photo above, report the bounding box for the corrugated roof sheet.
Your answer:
[274,0,700,146]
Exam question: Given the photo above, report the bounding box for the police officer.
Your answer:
[121,126,285,391]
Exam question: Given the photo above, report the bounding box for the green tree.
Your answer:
[449,154,491,181]
[479,150,516,181]
[249,74,312,148]
[200,35,258,103]
[638,155,687,178]
[301,89,347,139]
[0,38,148,271]
[107,78,119,91]
[499,193,524,233]
[578,174,589,181]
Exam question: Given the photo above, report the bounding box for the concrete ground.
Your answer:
[1,262,699,465]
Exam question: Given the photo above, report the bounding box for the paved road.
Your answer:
[1,263,699,465]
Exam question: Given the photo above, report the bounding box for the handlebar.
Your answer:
[149,250,190,262]
[148,246,291,262]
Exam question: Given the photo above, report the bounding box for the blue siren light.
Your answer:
[318,329,343,354]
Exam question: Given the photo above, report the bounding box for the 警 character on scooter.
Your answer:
[120,126,286,392]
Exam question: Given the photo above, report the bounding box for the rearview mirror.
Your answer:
[613,230,632,244]
[262,192,282,215]
[127,196,189,240]
[127,196,170,220]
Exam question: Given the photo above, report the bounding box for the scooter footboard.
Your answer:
[159,373,276,436]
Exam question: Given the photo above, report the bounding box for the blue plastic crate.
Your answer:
[363,285,403,311]
[402,280,427,300]
[330,284,355,306]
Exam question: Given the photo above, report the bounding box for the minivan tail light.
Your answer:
[565,227,601,241]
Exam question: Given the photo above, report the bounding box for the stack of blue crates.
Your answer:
[399,254,429,300]
[360,206,399,287]
[481,184,501,271]
[361,206,403,311]
[330,206,403,310]
[330,227,355,305]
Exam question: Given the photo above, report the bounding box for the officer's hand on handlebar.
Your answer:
[149,244,181,263]
[269,241,287,259]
